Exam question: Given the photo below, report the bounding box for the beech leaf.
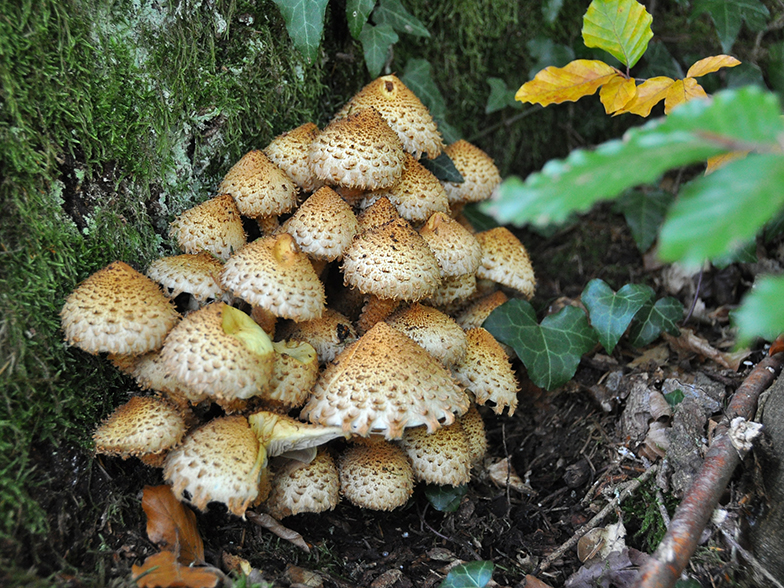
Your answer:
[132,551,223,588]
[705,150,748,174]
[142,485,204,565]
[628,297,683,348]
[246,510,310,552]
[582,0,653,68]
[664,78,708,114]
[615,76,674,117]
[686,54,742,78]
[663,327,750,370]
[515,60,618,106]
[599,74,637,113]
[582,280,654,353]
[734,275,784,346]
[439,561,494,588]
[484,299,597,391]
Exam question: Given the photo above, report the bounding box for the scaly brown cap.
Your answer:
[264,450,340,519]
[339,438,414,510]
[264,122,323,192]
[356,195,401,232]
[419,212,483,277]
[475,227,536,298]
[219,149,299,218]
[263,340,319,409]
[109,351,208,405]
[146,252,224,304]
[385,303,467,367]
[454,290,509,329]
[424,272,477,307]
[458,404,488,466]
[441,140,501,204]
[277,308,358,364]
[170,194,247,261]
[399,421,471,486]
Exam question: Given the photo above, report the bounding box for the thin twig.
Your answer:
[716,524,784,588]
[682,267,703,325]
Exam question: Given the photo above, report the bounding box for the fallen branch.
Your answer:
[638,353,784,588]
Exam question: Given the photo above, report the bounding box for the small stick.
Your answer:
[716,523,784,588]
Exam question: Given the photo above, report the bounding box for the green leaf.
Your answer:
[359,23,399,78]
[526,37,576,80]
[733,275,784,346]
[692,0,769,53]
[401,58,446,119]
[346,0,376,39]
[543,0,565,24]
[658,153,784,266]
[373,0,430,38]
[419,153,464,182]
[664,389,685,408]
[582,280,654,353]
[481,86,784,227]
[439,561,494,588]
[767,41,784,95]
[461,204,499,232]
[272,0,329,65]
[486,77,518,114]
[637,41,684,80]
[582,0,654,68]
[629,297,683,347]
[484,300,597,390]
[614,189,674,252]
[424,484,467,512]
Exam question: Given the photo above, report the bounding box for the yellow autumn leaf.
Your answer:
[664,78,708,114]
[615,76,674,117]
[686,55,741,78]
[599,74,637,114]
[705,151,748,175]
[515,60,618,106]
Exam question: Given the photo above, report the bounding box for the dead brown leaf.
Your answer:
[142,485,204,565]
[664,328,750,371]
[132,551,224,588]
[524,575,554,588]
[246,510,310,552]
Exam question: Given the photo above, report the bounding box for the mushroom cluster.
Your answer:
[61,74,536,518]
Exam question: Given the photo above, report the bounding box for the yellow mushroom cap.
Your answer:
[364,153,449,224]
[385,303,468,367]
[300,322,470,439]
[277,308,358,364]
[399,421,471,486]
[170,194,247,261]
[441,140,502,205]
[163,415,265,517]
[334,75,445,159]
[263,450,340,519]
[454,290,509,330]
[283,186,359,261]
[342,217,442,302]
[309,108,406,190]
[356,195,401,232]
[220,233,326,321]
[61,261,180,356]
[93,396,187,461]
[419,212,483,278]
[475,227,536,298]
[108,351,208,404]
[219,149,299,218]
[458,404,488,466]
[452,327,519,416]
[146,252,224,304]
[424,272,478,307]
[339,439,415,510]
[263,340,320,409]
[159,302,274,402]
[264,122,323,192]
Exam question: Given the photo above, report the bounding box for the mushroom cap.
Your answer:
[356,195,401,232]
[441,140,501,205]
[308,108,406,190]
[218,149,299,218]
[159,302,274,402]
[364,153,449,224]
[398,421,471,486]
[424,272,477,307]
[248,410,347,459]
[283,186,359,261]
[454,290,509,330]
[146,252,224,303]
[385,303,467,367]
[170,194,247,261]
[220,233,326,321]
[163,415,265,517]
[277,308,358,364]
[342,217,442,302]
[263,340,320,409]
[264,122,323,192]
[334,75,445,159]
[61,261,180,356]
[264,450,340,519]
[338,439,414,510]
[300,322,470,439]
[419,212,483,278]
[451,327,519,415]
[458,404,488,466]
[475,227,536,298]
[109,351,208,404]
[356,295,399,336]
[93,396,187,461]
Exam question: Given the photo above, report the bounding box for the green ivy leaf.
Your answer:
[692,0,769,53]
[485,77,517,114]
[401,59,460,144]
[582,279,654,353]
[664,389,685,408]
[461,204,499,232]
[424,484,467,512]
[767,41,784,95]
[582,0,653,68]
[359,23,399,78]
[733,275,784,346]
[346,0,376,40]
[439,561,494,588]
[373,0,430,38]
[658,153,784,266]
[629,297,683,347]
[614,189,674,252]
[482,87,784,228]
[485,300,597,390]
[272,0,329,65]
[526,37,575,80]
[543,0,565,24]
[419,153,464,182]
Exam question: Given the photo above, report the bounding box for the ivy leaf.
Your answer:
[346,0,376,40]
[582,280,654,353]
[373,0,430,38]
[420,153,464,182]
[526,37,576,80]
[582,0,653,68]
[516,60,619,106]
[733,275,784,346]
[424,484,467,512]
[359,23,399,78]
[692,0,769,53]
[486,77,520,114]
[629,297,683,347]
[614,188,674,252]
[543,0,566,24]
[484,299,597,391]
[272,0,329,65]
[439,561,494,588]
[401,58,460,143]
[461,204,499,232]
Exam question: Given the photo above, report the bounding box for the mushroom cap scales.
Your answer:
[338,439,414,510]
[218,149,299,218]
[169,194,246,261]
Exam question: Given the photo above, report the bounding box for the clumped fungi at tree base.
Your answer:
[61,74,538,521]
